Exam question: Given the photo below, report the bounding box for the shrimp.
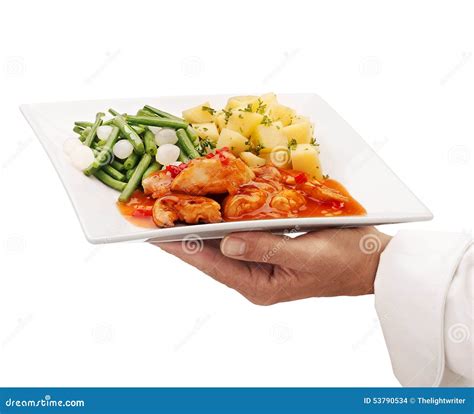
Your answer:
[222,186,268,219]
[142,170,173,198]
[297,181,349,203]
[152,194,222,228]
[171,151,254,195]
[270,189,306,213]
[252,165,282,182]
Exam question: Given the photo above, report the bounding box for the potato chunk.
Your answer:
[290,144,323,180]
[226,111,264,137]
[282,121,312,144]
[268,103,296,126]
[191,123,219,143]
[217,128,250,154]
[240,151,266,168]
[182,102,215,123]
[225,95,259,111]
[252,124,288,149]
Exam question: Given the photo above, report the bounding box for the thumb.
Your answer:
[220,231,297,266]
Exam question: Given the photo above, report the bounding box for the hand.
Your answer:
[151,227,391,305]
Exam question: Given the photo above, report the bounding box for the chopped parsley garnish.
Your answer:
[255,99,267,114]
[200,138,216,151]
[202,106,216,115]
[253,144,264,155]
[310,137,319,146]
[261,115,272,126]
[222,109,232,124]
[288,138,298,150]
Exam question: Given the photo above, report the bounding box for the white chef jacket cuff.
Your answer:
[374,230,472,386]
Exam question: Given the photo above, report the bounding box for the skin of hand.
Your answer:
[152,227,392,305]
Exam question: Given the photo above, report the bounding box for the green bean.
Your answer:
[73,126,84,135]
[178,151,189,163]
[137,108,157,117]
[78,127,91,142]
[93,170,126,192]
[125,167,136,181]
[75,121,93,128]
[143,105,183,121]
[110,110,145,155]
[83,112,104,147]
[119,154,152,202]
[142,161,161,181]
[124,151,139,170]
[125,115,187,129]
[186,125,200,147]
[176,128,200,159]
[103,165,126,181]
[110,159,125,172]
[92,148,126,172]
[84,126,120,176]
[132,125,146,135]
[143,130,157,156]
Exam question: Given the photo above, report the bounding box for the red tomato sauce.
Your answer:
[117,174,366,228]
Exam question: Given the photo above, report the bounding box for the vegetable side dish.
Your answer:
[64,93,366,228]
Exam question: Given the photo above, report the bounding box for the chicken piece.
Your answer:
[222,186,268,219]
[298,181,349,203]
[171,151,254,195]
[152,194,222,228]
[142,170,173,198]
[270,189,306,213]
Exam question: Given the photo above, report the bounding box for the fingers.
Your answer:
[150,240,253,293]
[220,231,323,268]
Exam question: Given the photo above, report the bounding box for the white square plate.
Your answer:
[21,94,432,244]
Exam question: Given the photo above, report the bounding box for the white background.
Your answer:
[0,0,472,386]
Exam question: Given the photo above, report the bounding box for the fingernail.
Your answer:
[221,236,247,257]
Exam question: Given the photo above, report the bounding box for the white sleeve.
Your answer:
[374,230,473,387]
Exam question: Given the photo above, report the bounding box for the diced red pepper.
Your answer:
[205,147,231,165]
[294,173,308,184]
[165,162,188,178]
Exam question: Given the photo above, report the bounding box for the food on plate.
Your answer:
[152,194,222,228]
[67,93,366,228]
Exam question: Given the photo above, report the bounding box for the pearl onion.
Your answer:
[148,126,162,135]
[96,125,113,141]
[63,138,83,156]
[155,128,178,146]
[70,145,95,171]
[113,140,134,159]
[156,144,180,166]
